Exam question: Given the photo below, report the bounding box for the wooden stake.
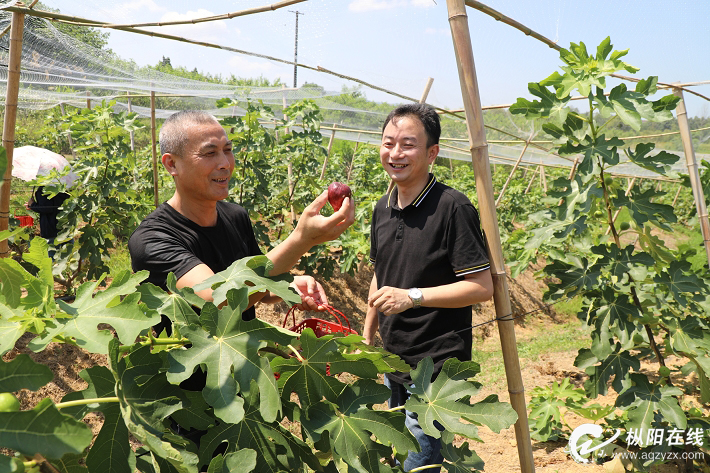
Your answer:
[320,123,337,180]
[447,2,534,472]
[347,133,361,183]
[496,137,531,206]
[86,90,91,110]
[420,77,434,104]
[59,102,76,160]
[524,166,540,194]
[540,162,547,193]
[0,9,25,258]
[672,185,683,207]
[150,90,159,208]
[126,91,135,152]
[675,88,710,268]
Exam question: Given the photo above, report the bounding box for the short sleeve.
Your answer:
[129,227,203,288]
[446,203,490,277]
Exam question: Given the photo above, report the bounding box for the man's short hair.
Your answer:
[159,110,220,157]
[382,103,441,148]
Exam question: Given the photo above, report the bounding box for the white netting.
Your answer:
[0,4,706,178]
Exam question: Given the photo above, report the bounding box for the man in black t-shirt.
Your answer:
[364,104,493,472]
[129,110,354,319]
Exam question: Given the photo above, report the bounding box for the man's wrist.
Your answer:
[407,287,423,309]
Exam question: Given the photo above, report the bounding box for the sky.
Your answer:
[45,0,710,118]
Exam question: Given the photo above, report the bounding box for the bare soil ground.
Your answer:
[4,264,703,472]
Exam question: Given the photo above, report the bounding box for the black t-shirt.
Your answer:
[369,175,490,383]
[129,201,262,320]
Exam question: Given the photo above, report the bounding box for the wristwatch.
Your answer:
[408,288,423,309]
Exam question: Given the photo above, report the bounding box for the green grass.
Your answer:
[107,241,133,276]
[471,316,591,387]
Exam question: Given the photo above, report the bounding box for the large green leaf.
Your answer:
[405,358,517,439]
[0,258,29,308]
[85,404,136,473]
[198,389,318,473]
[302,380,415,473]
[612,187,676,229]
[0,398,92,459]
[654,260,706,307]
[272,329,384,409]
[167,288,295,424]
[616,373,686,443]
[559,134,624,171]
[22,238,54,288]
[59,365,117,419]
[137,273,204,329]
[544,256,601,300]
[111,343,185,436]
[440,431,484,473]
[624,143,679,177]
[0,354,53,392]
[30,270,159,354]
[0,303,23,356]
[192,255,300,307]
[583,348,639,397]
[206,451,256,473]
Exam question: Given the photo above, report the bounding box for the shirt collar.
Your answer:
[387,174,437,209]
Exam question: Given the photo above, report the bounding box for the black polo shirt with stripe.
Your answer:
[369,174,490,384]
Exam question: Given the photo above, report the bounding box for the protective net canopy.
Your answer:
[0,1,706,179]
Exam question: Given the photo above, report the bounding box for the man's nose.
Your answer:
[217,152,233,169]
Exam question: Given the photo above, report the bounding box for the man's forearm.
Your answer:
[363,274,379,344]
[265,228,311,276]
[420,271,493,308]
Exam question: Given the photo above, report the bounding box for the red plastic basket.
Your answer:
[282,305,358,338]
[15,215,34,227]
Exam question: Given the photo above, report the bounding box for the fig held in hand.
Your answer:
[328,182,352,211]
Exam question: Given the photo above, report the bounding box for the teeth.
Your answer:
[390,164,407,169]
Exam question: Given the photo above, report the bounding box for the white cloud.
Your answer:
[411,0,437,7]
[349,0,435,11]
[148,9,237,45]
[424,27,450,36]
[102,0,167,23]
[348,0,407,12]
[228,55,286,78]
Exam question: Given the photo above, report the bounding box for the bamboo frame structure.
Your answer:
[126,91,135,152]
[0,9,25,258]
[447,1,535,472]
[675,88,710,268]
[75,0,305,29]
[150,90,159,208]
[495,135,532,206]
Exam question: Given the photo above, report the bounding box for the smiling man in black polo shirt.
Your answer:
[364,103,493,472]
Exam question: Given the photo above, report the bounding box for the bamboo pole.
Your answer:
[540,161,547,193]
[672,185,683,207]
[150,90,159,208]
[447,2,534,472]
[59,102,76,160]
[347,133,361,183]
[420,77,435,104]
[319,123,337,180]
[78,0,306,29]
[675,88,710,268]
[86,90,91,110]
[126,91,135,152]
[0,8,25,258]
[495,137,531,206]
[524,165,540,194]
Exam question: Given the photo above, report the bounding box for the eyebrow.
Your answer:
[199,141,232,151]
[382,135,417,141]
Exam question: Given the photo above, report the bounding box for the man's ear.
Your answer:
[162,153,178,176]
[427,144,440,164]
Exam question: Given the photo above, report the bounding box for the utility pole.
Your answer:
[289,10,303,88]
